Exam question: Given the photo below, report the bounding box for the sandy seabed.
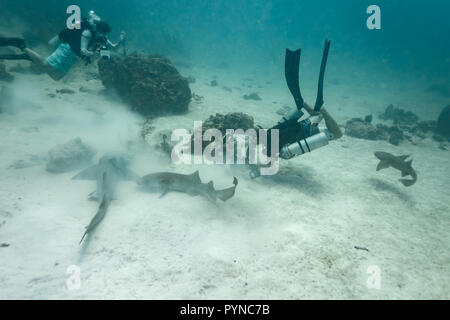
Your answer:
[0,57,449,299]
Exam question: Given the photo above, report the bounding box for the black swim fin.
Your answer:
[314,39,331,112]
[285,48,304,111]
[0,54,31,61]
[0,37,26,50]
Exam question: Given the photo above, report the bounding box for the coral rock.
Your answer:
[192,112,256,151]
[98,54,191,117]
[379,104,419,126]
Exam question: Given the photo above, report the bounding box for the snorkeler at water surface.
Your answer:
[251,40,342,178]
[0,10,126,81]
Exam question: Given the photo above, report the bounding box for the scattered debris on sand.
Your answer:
[9,154,46,169]
[243,92,262,101]
[192,93,204,103]
[56,88,75,94]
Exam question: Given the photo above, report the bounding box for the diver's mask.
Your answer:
[88,10,101,29]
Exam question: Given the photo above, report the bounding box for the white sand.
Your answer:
[0,58,449,300]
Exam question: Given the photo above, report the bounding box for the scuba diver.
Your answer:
[0,11,126,81]
[251,40,342,178]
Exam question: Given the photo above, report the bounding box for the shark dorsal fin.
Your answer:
[190,170,202,183]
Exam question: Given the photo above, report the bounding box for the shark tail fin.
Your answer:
[376,160,390,171]
[79,194,110,244]
[79,230,88,245]
[215,177,239,202]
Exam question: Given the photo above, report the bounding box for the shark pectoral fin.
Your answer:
[72,165,99,180]
[159,189,169,198]
[376,160,389,171]
[216,186,237,202]
[401,171,409,177]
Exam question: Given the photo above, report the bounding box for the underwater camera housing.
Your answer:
[100,45,110,60]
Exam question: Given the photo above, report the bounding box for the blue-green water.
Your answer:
[3,0,449,79]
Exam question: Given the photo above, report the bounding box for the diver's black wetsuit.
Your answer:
[263,117,320,157]
[58,20,95,57]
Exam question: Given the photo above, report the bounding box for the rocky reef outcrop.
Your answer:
[380,104,419,126]
[344,117,405,145]
[98,54,191,117]
[345,104,450,146]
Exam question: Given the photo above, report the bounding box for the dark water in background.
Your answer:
[2,1,449,92]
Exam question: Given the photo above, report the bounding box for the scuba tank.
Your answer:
[280,129,333,159]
